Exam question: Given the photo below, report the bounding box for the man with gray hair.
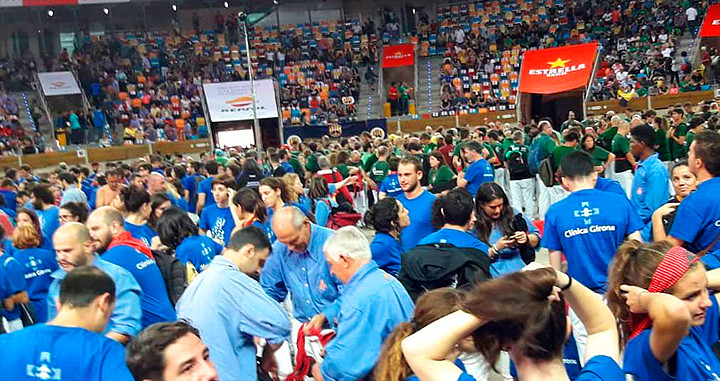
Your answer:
[260,206,342,330]
[311,226,414,381]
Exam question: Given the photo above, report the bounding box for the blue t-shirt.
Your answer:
[624,294,720,381]
[379,173,403,198]
[542,189,644,292]
[488,211,540,277]
[594,177,627,198]
[669,177,720,268]
[460,355,622,381]
[124,221,156,248]
[175,235,224,273]
[197,176,216,208]
[0,255,26,320]
[181,174,200,210]
[0,324,134,381]
[36,206,60,241]
[397,191,437,251]
[199,204,235,246]
[419,228,489,252]
[369,233,403,276]
[464,159,494,195]
[0,189,17,212]
[314,198,334,228]
[12,247,58,323]
[511,334,582,379]
[102,245,176,327]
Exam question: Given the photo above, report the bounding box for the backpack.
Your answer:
[398,243,492,302]
[538,157,554,187]
[528,136,549,174]
[323,199,362,230]
[506,147,532,179]
[152,249,188,307]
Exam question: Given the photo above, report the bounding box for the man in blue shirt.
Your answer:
[87,207,176,328]
[126,321,219,381]
[0,266,134,380]
[312,226,414,381]
[261,206,342,330]
[629,124,670,241]
[196,160,219,214]
[48,222,142,344]
[669,131,720,268]
[396,156,436,251]
[379,157,403,199]
[458,141,494,195]
[1,253,28,331]
[177,226,290,381]
[32,183,61,240]
[279,149,295,174]
[199,174,236,246]
[544,151,643,293]
[543,151,643,364]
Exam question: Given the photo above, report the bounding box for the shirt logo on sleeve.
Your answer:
[26,352,61,380]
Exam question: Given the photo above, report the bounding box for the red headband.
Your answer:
[629,246,699,339]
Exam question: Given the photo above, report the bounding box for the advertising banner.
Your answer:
[700,4,720,37]
[203,79,278,123]
[518,42,598,94]
[38,71,82,96]
[284,119,387,141]
[382,44,415,68]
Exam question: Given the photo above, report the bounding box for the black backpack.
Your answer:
[506,148,532,179]
[398,243,492,302]
[152,249,188,307]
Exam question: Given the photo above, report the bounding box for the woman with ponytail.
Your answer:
[230,187,274,242]
[606,240,720,380]
[402,266,623,381]
[375,288,475,381]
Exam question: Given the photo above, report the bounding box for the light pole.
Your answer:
[239,12,262,151]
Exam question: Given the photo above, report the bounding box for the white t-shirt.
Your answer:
[687,7,698,22]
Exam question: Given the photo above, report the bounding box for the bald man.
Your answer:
[47,222,142,344]
[260,207,342,331]
[87,207,176,328]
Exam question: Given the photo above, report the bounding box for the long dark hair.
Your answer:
[464,268,566,369]
[364,197,401,235]
[149,193,171,230]
[232,187,268,224]
[474,182,513,243]
[155,207,199,250]
[375,289,468,381]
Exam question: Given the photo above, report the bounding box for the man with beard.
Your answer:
[86,206,176,329]
[47,222,142,344]
[396,156,437,251]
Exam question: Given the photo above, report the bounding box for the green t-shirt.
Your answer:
[452,140,469,158]
[424,143,437,153]
[536,134,557,158]
[611,134,630,154]
[587,146,611,167]
[370,160,390,182]
[582,119,601,130]
[288,157,303,175]
[686,129,700,150]
[654,128,671,162]
[335,164,350,178]
[670,123,688,161]
[551,145,577,174]
[305,153,319,173]
[429,165,455,188]
[599,126,618,150]
[561,120,582,131]
[362,153,378,172]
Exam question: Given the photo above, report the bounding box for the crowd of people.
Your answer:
[0,90,719,381]
[426,0,713,113]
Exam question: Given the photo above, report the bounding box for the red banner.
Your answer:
[518,42,598,94]
[22,0,77,5]
[700,4,720,37]
[382,44,415,68]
